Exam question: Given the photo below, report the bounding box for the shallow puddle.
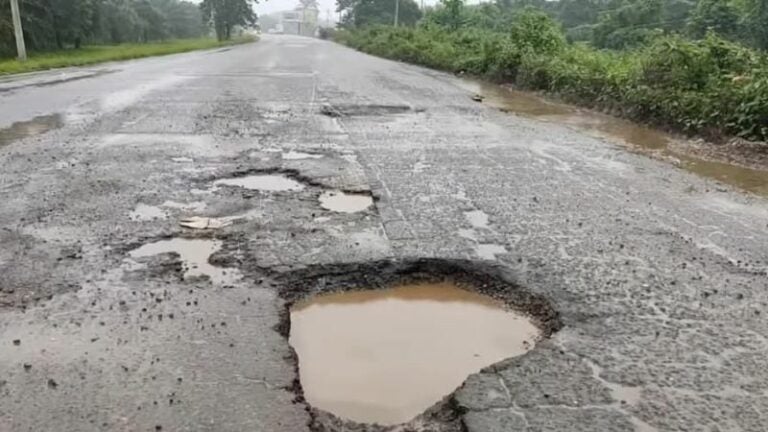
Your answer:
[0,114,64,147]
[129,203,167,221]
[289,282,540,425]
[319,191,373,213]
[464,210,490,229]
[128,238,240,285]
[475,244,507,260]
[161,200,207,212]
[282,150,323,160]
[458,79,768,196]
[214,174,305,192]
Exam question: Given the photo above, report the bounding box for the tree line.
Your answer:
[0,0,258,57]
[338,0,768,52]
[336,0,768,141]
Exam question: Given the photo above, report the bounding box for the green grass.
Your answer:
[0,35,257,76]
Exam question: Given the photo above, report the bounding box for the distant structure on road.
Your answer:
[279,1,320,37]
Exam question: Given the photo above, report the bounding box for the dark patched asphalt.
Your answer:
[1,35,767,431]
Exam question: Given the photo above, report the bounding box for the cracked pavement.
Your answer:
[1,35,767,431]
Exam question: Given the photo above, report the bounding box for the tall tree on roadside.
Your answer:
[200,0,257,40]
[687,0,741,40]
[337,0,421,27]
[742,0,768,50]
[441,0,463,29]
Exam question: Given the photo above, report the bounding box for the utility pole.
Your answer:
[394,0,400,27]
[9,0,27,61]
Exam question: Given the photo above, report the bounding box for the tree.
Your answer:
[591,0,664,49]
[510,7,566,53]
[337,0,422,27]
[742,0,768,50]
[558,0,601,28]
[1,0,210,58]
[687,0,741,39]
[200,0,257,40]
[156,0,206,39]
[441,0,463,29]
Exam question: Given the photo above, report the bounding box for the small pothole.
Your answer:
[282,151,323,160]
[0,114,64,148]
[320,104,419,117]
[318,191,373,213]
[277,259,561,429]
[213,174,305,192]
[127,238,241,286]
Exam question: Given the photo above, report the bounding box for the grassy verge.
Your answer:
[0,35,257,76]
[336,17,768,143]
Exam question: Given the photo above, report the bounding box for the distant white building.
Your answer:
[280,2,319,37]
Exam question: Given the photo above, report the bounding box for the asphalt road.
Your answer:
[1,35,767,432]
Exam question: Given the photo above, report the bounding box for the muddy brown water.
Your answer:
[0,114,63,147]
[459,79,768,196]
[289,282,541,425]
[318,191,373,213]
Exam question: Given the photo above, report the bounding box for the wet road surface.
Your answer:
[1,35,768,431]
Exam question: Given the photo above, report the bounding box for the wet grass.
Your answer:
[0,35,257,76]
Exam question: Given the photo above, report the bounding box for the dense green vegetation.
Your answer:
[337,0,423,27]
[0,35,255,75]
[336,0,768,142]
[1,0,258,59]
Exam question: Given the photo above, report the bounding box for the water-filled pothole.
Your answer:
[282,150,323,160]
[320,104,418,117]
[281,259,560,428]
[318,191,373,213]
[0,114,64,147]
[213,174,305,191]
[291,282,539,425]
[129,203,167,221]
[128,238,241,286]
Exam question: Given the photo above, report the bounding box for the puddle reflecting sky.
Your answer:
[318,191,373,213]
[213,174,305,192]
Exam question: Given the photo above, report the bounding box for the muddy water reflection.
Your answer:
[289,282,540,425]
[459,79,768,196]
[0,114,63,147]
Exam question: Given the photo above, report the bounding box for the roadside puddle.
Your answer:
[458,79,768,196]
[214,174,305,191]
[128,238,241,285]
[0,114,64,147]
[289,282,540,425]
[318,191,373,213]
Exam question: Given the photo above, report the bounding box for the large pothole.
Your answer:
[276,259,561,430]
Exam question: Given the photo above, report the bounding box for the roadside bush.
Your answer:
[508,9,566,55]
[336,16,768,141]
